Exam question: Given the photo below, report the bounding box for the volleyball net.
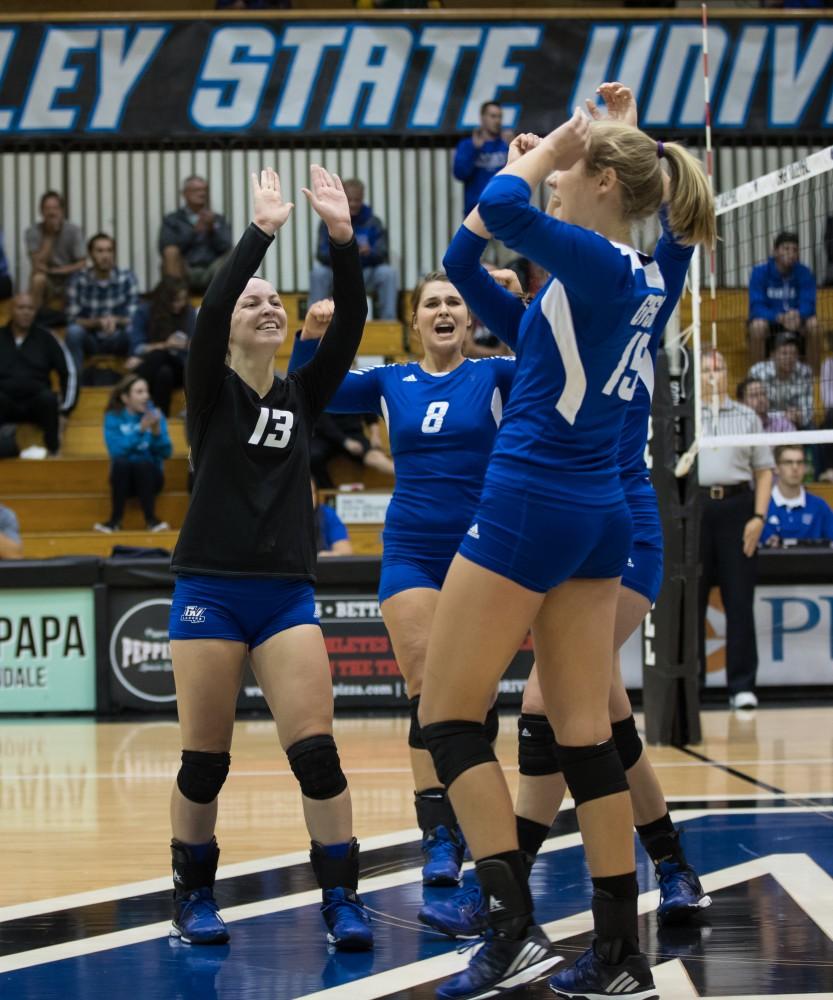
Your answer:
[687,145,833,473]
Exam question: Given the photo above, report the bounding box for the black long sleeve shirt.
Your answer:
[171,223,367,579]
[0,324,76,412]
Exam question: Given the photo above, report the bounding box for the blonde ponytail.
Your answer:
[662,142,716,248]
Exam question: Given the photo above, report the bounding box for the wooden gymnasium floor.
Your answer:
[2,706,833,999]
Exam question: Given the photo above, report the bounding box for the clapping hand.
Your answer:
[586,82,638,127]
[302,165,352,244]
[251,168,294,237]
[507,133,542,165]
[543,108,592,172]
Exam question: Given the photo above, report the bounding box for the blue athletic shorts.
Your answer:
[621,475,664,604]
[378,534,460,603]
[169,574,319,649]
[458,482,632,593]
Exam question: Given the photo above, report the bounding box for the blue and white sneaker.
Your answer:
[656,860,712,924]
[321,887,374,951]
[422,825,465,886]
[436,925,560,999]
[549,945,657,999]
[170,887,229,945]
[419,883,488,938]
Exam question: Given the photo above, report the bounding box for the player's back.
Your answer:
[489,245,668,506]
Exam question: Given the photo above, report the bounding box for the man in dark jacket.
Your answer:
[159,176,232,293]
[308,179,399,319]
[748,231,819,370]
[0,293,77,455]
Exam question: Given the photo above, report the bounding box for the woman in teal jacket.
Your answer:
[95,373,172,533]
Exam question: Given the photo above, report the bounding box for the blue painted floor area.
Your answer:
[4,810,833,999]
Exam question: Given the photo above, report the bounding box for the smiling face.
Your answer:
[122,378,150,414]
[412,279,470,356]
[545,159,613,230]
[230,278,287,354]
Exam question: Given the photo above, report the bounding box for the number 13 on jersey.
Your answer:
[249,407,294,448]
[421,401,449,434]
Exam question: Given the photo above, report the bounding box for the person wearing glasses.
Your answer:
[761,445,833,546]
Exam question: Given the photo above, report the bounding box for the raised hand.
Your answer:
[489,268,524,297]
[302,165,352,244]
[507,132,542,165]
[543,108,591,172]
[251,168,293,237]
[585,82,638,127]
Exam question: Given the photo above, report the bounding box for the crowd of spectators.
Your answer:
[1,140,833,554]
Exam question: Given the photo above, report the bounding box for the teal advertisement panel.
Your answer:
[0,589,96,712]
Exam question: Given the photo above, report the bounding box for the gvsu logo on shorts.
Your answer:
[180,605,206,624]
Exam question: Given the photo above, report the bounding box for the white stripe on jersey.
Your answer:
[380,395,390,429]
[490,386,503,427]
[609,240,666,293]
[540,279,586,426]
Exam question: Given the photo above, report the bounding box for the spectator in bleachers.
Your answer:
[453,101,509,218]
[0,292,77,456]
[736,376,796,434]
[308,179,398,319]
[0,229,12,300]
[297,298,395,485]
[65,232,140,377]
[0,502,23,559]
[311,478,352,557]
[94,374,171,534]
[748,230,819,370]
[748,331,814,430]
[126,277,196,416]
[25,191,86,316]
[819,339,833,482]
[761,445,833,545]
[159,176,232,294]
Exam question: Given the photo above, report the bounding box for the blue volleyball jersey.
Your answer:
[477,174,691,505]
[288,336,515,546]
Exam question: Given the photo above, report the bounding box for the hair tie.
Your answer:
[656,141,665,159]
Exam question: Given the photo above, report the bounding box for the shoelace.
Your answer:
[322,896,369,923]
[449,884,485,912]
[180,890,220,919]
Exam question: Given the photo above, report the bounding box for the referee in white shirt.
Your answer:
[698,350,774,709]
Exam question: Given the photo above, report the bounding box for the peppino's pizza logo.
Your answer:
[109,598,176,703]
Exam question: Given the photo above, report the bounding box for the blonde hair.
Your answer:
[586,120,716,248]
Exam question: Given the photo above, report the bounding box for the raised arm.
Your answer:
[293,166,368,417]
[185,168,293,421]
[442,224,525,349]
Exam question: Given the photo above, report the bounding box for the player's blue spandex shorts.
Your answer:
[458,481,633,593]
[169,574,319,648]
[379,532,461,603]
[621,474,664,605]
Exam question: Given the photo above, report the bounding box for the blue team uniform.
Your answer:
[446,174,691,593]
[760,488,833,544]
[289,337,515,601]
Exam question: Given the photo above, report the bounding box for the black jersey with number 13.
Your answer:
[171,224,366,580]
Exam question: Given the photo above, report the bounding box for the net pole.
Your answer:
[700,3,720,430]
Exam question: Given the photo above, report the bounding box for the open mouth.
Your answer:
[257,321,280,332]
[434,321,455,335]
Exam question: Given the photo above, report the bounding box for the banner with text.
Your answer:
[0,18,830,141]
[0,588,96,712]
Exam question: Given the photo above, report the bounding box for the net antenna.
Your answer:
[679,1,833,472]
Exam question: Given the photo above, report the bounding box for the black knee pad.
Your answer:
[557,739,628,807]
[421,720,496,789]
[612,715,643,771]
[484,703,500,745]
[177,750,230,805]
[287,734,348,800]
[408,696,425,750]
[517,713,561,776]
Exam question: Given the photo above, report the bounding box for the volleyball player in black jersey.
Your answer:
[166,166,372,950]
